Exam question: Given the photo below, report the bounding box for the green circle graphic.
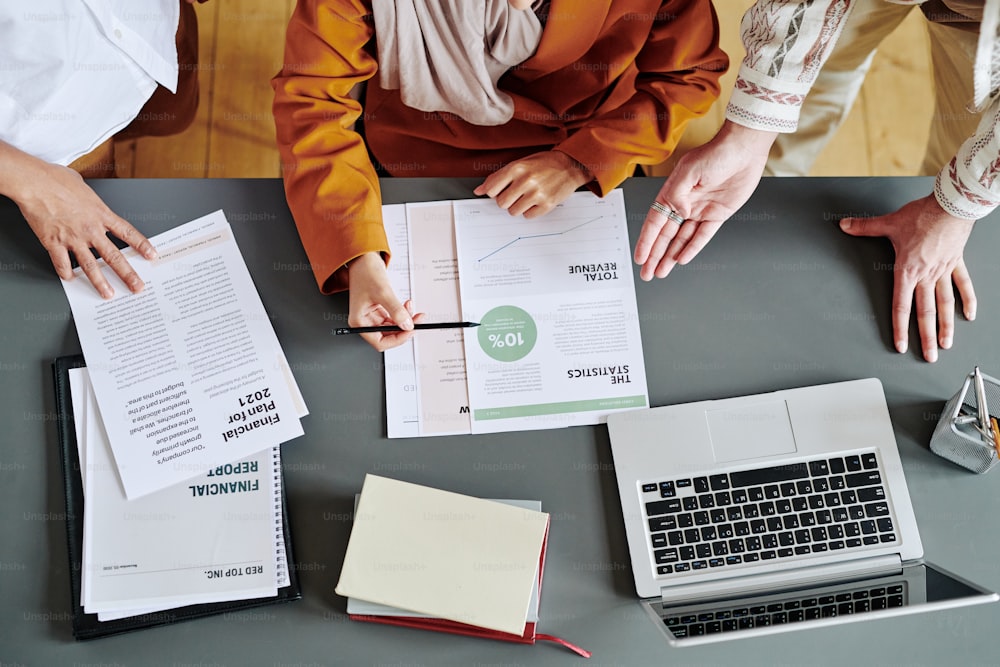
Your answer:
[477,305,537,362]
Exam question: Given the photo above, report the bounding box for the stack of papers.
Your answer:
[61,210,307,497]
[70,368,288,619]
[337,475,548,635]
[59,210,308,620]
[383,190,648,437]
[336,475,591,657]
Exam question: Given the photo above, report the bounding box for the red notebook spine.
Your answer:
[349,615,591,658]
[350,614,535,644]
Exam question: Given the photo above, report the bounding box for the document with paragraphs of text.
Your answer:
[61,210,305,498]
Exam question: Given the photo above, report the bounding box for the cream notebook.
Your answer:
[335,475,550,636]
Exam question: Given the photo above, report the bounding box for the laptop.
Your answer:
[605,378,997,645]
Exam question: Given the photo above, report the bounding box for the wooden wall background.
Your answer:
[118,0,933,179]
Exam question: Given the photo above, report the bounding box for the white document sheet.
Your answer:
[69,367,92,607]
[70,367,90,492]
[383,202,471,437]
[71,369,156,621]
[335,475,549,636]
[82,382,278,614]
[453,190,648,433]
[96,451,288,622]
[61,210,304,498]
[382,205,420,438]
[406,202,471,436]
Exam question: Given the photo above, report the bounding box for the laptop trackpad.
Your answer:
[706,400,797,463]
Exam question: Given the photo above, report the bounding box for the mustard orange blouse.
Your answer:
[273,0,728,293]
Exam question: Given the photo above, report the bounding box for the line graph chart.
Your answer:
[475,216,604,262]
[456,197,627,270]
[454,191,631,296]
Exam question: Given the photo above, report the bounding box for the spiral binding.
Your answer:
[273,446,289,587]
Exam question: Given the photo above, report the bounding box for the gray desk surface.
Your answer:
[1,177,998,666]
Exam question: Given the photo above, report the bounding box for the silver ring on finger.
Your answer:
[650,200,686,225]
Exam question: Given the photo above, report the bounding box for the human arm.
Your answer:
[272,0,385,294]
[0,139,156,298]
[636,0,858,276]
[556,0,728,193]
[272,0,415,346]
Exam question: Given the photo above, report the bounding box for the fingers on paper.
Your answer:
[96,236,144,295]
[109,216,158,261]
[474,167,518,205]
[478,174,558,219]
[63,214,154,298]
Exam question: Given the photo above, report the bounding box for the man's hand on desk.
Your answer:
[839,194,977,363]
[634,121,777,281]
[0,142,157,299]
[347,252,425,351]
[473,150,591,218]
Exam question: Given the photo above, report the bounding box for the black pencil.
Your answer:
[334,321,481,335]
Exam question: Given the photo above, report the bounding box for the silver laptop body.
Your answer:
[606,378,997,645]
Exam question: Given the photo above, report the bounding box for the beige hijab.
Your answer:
[372,0,544,126]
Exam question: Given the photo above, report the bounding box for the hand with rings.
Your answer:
[634,120,778,281]
[635,196,717,282]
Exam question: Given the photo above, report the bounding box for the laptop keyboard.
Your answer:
[662,582,907,638]
[643,451,897,576]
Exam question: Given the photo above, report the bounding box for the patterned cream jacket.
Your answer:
[726,0,1000,220]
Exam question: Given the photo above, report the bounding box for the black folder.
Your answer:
[52,354,302,640]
